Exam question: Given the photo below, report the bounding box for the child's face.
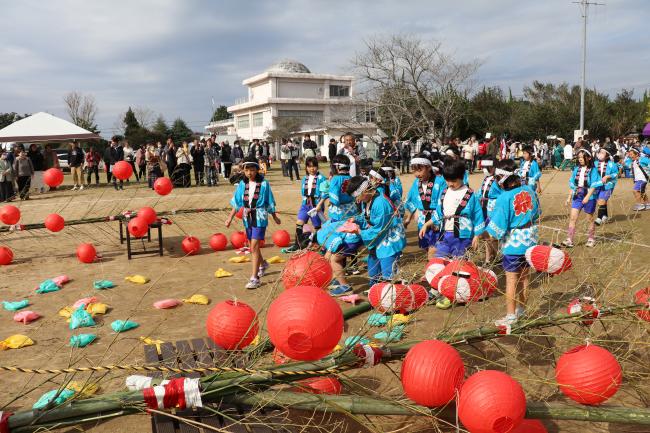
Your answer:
[306,164,318,175]
[412,165,431,181]
[244,166,258,180]
[523,151,532,161]
[578,154,586,166]
[629,151,639,160]
[360,168,370,176]
[446,178,463,189]
[597,150,607,161]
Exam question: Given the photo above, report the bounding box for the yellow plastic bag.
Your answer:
[266,256,285,264]
[388,314,411,326]
[214,268,233,278]
[58,306,74,319]
[125,275,149,284]
[67,381,99,398]
[182,294,210,305]
[228,256,250,263]
[86,303,109,315]
[250,335,260,346]
[140,336,165,355]
[0,334,34,350]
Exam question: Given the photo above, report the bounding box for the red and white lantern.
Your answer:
[525,245,572,275]
[368,282,428,314]
[478,267,498,296]
[424,257,449,285]
[438,271,490,303]
[567,297,600,326]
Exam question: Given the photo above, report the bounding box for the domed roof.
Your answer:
[266,59,311,74]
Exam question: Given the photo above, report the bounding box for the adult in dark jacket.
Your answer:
[221,142,232,178]
[28,143,45,193]
[165,138,177,178]
[379,137,391,162]
[302,134,318,158]
[104,138,124,190]
[67,142,85,190]
[190,140,205,185]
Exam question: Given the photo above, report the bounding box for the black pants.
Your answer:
[194,168,204,186]
[0,181,14,201]
[402,158,410,173]
[281,160,288,176]
[223,162,232,179]
[128,161,138,181]
[138,164,146,181]
[17,176,31,199]
[105,162,112,183]
[86,166,99,184]
[286,159,299,180]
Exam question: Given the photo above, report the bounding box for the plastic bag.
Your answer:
[228,256,250,263]
[373,325,405,343]
[67,381,99,397]
[140,336,165,355]
[32,388,75,410]
[58,306,74,318]
[51,275,70,286]
[69,305,96,330]
[367,313,388,327]
[153,299,181,309]
[266,256,285,264]
[182,294,209,305]
[337,221,360,234]
[73,296,98,309]
[0,334,34,350]
[214,268,233,278]
[35,279,60,294]
[111,320,139,333]
[13,311,40,324]
[124,275,149,284]
[93,280,115,290]
[344,336,369,347]
[3,299,30,311]
[387,314,411,326]
[70,334,96,348]
[86,303,109,315]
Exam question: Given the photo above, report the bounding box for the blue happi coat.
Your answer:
[353,193,406,259]
[487,185,540,256]
[404,176,447,230]
[569,166,603,201]
[595,160,619,190]
[518,160,541,187]
[388,177,403,204]
[431,187,485,239]
[474,175,503,216]
[316,219,361,252]
[327,174,358,221]
[301,173,328,205]
[230,176,276,228]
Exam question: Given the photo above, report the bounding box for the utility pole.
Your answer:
[574,0,604,136]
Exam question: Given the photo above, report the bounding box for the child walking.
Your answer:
[226,157,281,289]
[594,148,619,225]
[628,147,650,211]
[475,157,502,263]
[518,145,542,192]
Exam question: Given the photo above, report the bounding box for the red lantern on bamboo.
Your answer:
[567,297,600,326]
[266,285,343,361]
[43,168,64,187]
[555,344,621,405]
[525,245,572,275]
[138,206,157,225]
[281,251,333,290]
[401,340,465,407]
[295,376,342,395]
[511,419,547,433]
[458,370,527,433]
[76,243,97,263]
[209,233,228,251]
[181,236,201,255]
[368,282,428,314]
[154,177,173,196]
[206,300,258,350]
[431,259,480,290]
[424,257,449,285]
[0,205,20,225]
[127,217,149,238]
[634,287,650,322]
[44,213,65,232]
[0,246,13,265]
[112,161,133,180]
[230,231,247,249]
[439,271,490,303]
[272,230,291,247]
[478,267,498,296]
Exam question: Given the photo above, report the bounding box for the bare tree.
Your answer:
[63,91,98,131]
[133,106,155,129]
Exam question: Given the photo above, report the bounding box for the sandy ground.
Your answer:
[0,166,648,433]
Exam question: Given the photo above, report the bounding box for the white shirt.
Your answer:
[577,167,587,187]
[633,161,646,182]
[247,182,257,206]
[307,175,315,195]
[564,145,573,159]
[443,186,468,231]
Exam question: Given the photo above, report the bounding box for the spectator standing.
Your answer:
[135,146,146,181]
[204,140,218,186]
[379,137,390,163]
[106,138,124,190]
[328,138,337,171]
[13,150,34,200]
[470,135,479,171]
[0,150,15,202]
[355,137,367,160]
[221,141,232,178]
[280,139,291,176]
[248,138,262,159]
[390,137,401,171]
[285,139,300,181]
[190,140,205,186]
[145,144,163,189]
[27,143,45,193]
[302,133,318,159]
[122,141,136,181]
[338,134,359,176]
[85,146,101,186]
[559,139,573,171]
[67,142,84,190]
[401,140,412,173]
[165,138,177,178]
[175,141,193,187]
[232,140,244,165]
[43,144,59,170]
[462,140,474,173]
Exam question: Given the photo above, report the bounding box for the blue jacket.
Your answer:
[569,166,603,200]
[354,193,406,259]
[595,160,619,190]
[316,219,361,253]
[388,177,403,204]
[487,185,540,256]
[230,177,276,228]
[518,160,541,186]
[404,176,447,230]
[301,173,328,205]
[327,174,358,221]
[432,186,485,239]
[633,156,650,181]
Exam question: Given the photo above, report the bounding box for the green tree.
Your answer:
[265,117,303,143]
[210,105,232,122]
[151,115,169,142]
[122,107,150,146]
[170,118,194,143]
[0,112,29,130]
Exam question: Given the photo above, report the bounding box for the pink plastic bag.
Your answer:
[153,299,182,309]
[73,296,99,309]
[13,311,41,324]
[340,294,362,304]
[52,275,70,286]
[337,221,360,234]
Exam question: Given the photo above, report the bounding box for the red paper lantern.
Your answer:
[478,268,498,295]
[76,243,97,264]
[567,297,600,326]
[230,231,248,249]
[127,217,149,238]
[634,287,650,322]
[458,370,527,433]
[424,257,449,285]
[206,300,258,350]
[0,205,20,225]
[267,285,343,361]
[43,168,64,187]
[272,229,291,247]
[235,207,244,219]
[431,259,480,290]
[44,213,65,232]
[439,271,491,303]
[525,245,572,275]
[0,246,13,265]
[112,161,133,180]
[511,419,547,433]
[281,251,333,290]
[401,340,465,407]
[368,282,428,314]
[154,177,173,196]
[138,206,157,225]
[555,344,622,405]
[209,233,228,251]
[295,376,342,395]
[181,236,201,255]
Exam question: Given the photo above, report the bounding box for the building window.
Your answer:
[252,112,263,127]
[330,85,350,97]
[357,108,377,123]
[278,110,323,124]
[237,115,250,129]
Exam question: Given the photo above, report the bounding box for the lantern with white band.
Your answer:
[525,245,572,275]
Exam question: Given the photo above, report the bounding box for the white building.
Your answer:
[205,60,380,156]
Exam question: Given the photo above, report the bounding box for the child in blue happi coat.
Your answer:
[380,162,403,206]
[518,145,542,191]
[628,147,650,211]
[487,159,540,326]
[327,154,359,221]
[561,149,603,248]
[475,157,502,263]
[594,148,619,225]
[226,157,281,289]
[404,154,447,259]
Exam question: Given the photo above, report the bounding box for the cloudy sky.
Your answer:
[2,0,648,136]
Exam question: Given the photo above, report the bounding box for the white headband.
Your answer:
[242,161,259,168]
[481,160,494,167]
[495,168,515,185]
[334,163,350,169]
[576,148,592,157]
[351,179,371,198]
[410,158,432,167]
[381,166,395,171]
[369,170,384,181]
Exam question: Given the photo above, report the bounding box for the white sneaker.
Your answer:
[495,313,518,327]
[71,186,78,191]
[515,306,525,318]
[600,216,608,224]
[585,238,596,248]
[594,218,602,226]
[633,204,645,211]
[561,238,574,248]
[257,261,269,278]
[79,185,84,190]
[645,204,650,210]
[245,277,261,290]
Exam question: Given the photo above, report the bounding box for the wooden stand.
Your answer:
[119,220,164,260]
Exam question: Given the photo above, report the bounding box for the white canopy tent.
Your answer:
[0,112,100,143]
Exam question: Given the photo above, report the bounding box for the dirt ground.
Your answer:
[0,166,648,433]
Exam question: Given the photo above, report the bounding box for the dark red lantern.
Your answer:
[235,207,244,219]
[112,161,133,180]
[127,217,149,238]
[272,229,291,247]
[634,287,650,322]
[76,243,97,264]
[43,168,64,187]
[511,419,547,433]
[295,376,342,395]
[424,257,449,285]
[0,246,13,265]
[458,370,527,433]
[555,344,621,405]
[44,213,65,232]
[266,285,343,361]
[0,205,20,225]
[230,231,247,249]
[281,251,333,290]
[206,300,258,350]
[525,245,572,275]
[154,177,173,196]
[181,236,201,255]
[368,282,428,314]
[209,233,228,251]
[138,206,157,225]
[401,340,465,407]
